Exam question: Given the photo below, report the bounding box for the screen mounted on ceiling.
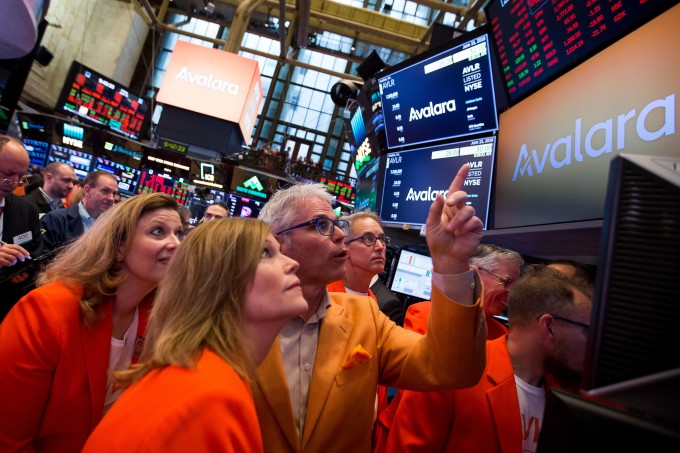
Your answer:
[484,0,676,106]
[57,61,148,140]
[377,27,499,150]
[380,135,496,229]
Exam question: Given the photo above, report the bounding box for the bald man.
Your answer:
[0,135,43,322]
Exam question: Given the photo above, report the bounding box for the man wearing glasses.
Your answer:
[385,266,594,453]
[327,211,404,325]
[400,243,523,339]
[0,135,43,322]
[255,164,487,453]
[326,210,404,447]
[374,243,523,451]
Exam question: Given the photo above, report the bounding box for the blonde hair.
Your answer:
[37,193,180,326]
[116,217,270,386]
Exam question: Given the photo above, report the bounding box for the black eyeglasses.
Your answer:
[477,267,515,290]
[549,314,590,330]
[275,217,350,237]
[346,233,391,247]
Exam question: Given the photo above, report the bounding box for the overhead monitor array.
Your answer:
[370,27,501,230]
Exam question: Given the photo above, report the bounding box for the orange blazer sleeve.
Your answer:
[84,349,264,453]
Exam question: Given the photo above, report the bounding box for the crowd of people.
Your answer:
[0,134,597,452]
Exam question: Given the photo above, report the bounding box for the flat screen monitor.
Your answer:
[389,249,433,301]
[22,138,50,168]
[484,0,675,106]
[137,169,190,206]
[47,144,93,179]
[227,193,265,218]
[230,167,281,203]
[537,387,680,452]
[377,27,499,150]
[189,160,232,194]
[57,61,148,140]
[141,149,191,180]
[354,156,382,213]
[345,77,385,174]
[93,157,141,196]
[100,136,144,169]
[380,135,496,229]
[582,154,680,391]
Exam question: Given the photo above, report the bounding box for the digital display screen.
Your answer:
[378,28,499,149]
[189,160,232,192]
[349,108,367,146]
[320,177,356,204]
[492,3,680,229]
[230,167,279,202]
[390,249,433,300]
[94,157,141,196]
[227,193,265,218]
[57,61,148,139]
[48,144,93,179]
[23,139,50,167]
[346,79,384,176]
[354,156,382,213]
[142,149,192,179]
[485,0,675,105]
[137,169,190,206]
[100,139,144,169]
[380,136,496,228]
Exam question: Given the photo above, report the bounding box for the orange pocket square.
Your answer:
[342,344,372,369]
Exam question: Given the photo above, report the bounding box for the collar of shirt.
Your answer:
[40,188,61,210]
[78,202,95,230]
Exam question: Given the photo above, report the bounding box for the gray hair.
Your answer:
[470,243,524,271]
[340,210,382,235]
[258,183,333,233]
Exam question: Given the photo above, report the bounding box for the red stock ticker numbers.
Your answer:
[486,0,673,104]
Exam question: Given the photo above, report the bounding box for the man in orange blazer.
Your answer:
[373,243,522,452]
[0,281,152,452]
[399,243,523,337]
[255,164,487,453]
[385,267,594,453]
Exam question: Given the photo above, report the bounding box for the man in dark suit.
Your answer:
[40,170,118,251]
[0,135,43,321]
[23,162,77,217]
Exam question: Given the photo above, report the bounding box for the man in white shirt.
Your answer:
[41,171,118,251]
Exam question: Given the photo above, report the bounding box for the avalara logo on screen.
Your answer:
[405,187,448,201]
[175,67,240,94]
[409,99,456,121]
[512,94,675,181]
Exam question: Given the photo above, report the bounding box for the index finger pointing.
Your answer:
[448,163,471,194]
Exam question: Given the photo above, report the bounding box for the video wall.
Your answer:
[364,27,502,230]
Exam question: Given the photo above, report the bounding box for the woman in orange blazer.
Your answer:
[84,217,309,452]
[0,193,184,452]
